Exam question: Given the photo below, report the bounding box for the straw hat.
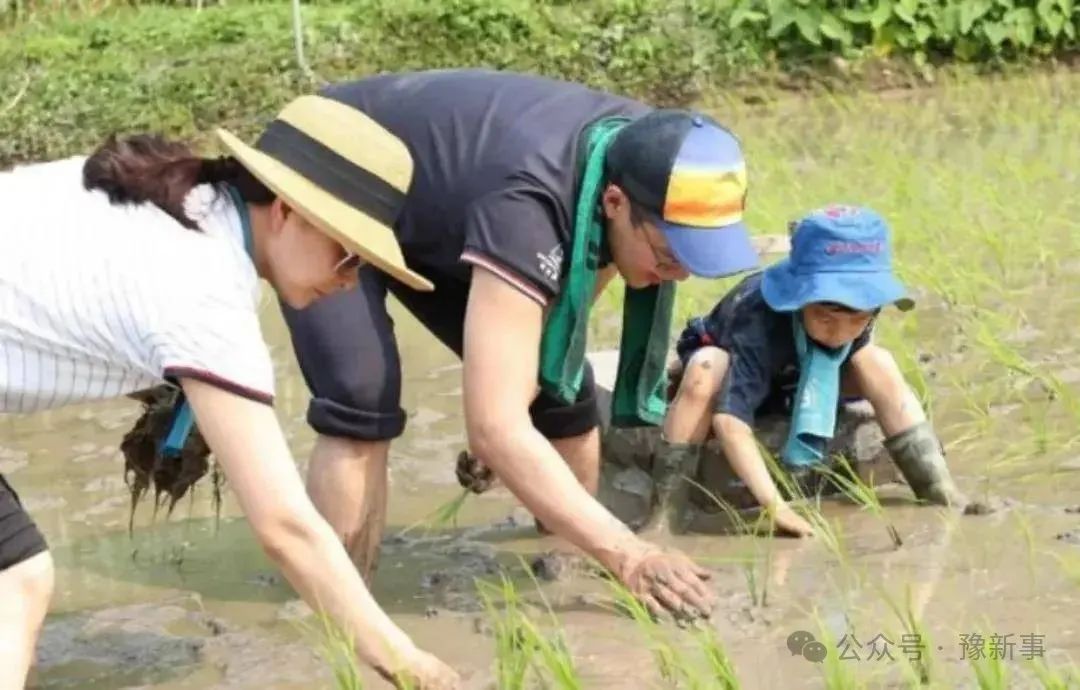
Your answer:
[216,95,433,291]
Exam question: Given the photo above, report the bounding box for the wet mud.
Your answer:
[9,75,1080,689]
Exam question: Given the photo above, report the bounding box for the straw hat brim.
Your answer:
[216,127,434,292]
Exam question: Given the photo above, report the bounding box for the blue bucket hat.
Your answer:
[761,205,914,313]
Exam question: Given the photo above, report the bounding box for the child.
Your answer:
[645,204,967,537]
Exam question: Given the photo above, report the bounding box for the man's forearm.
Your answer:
[475,421,642,569]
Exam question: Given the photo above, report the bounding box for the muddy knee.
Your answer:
[675,347,729,407]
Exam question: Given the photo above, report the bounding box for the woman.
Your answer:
[0,95,458,689]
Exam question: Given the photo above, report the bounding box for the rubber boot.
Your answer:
[884,421,967,508]
[639,439,701,536]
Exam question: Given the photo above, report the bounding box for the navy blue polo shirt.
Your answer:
[675,272,874,425]
[319,69,650,307]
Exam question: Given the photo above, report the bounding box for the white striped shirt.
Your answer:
[0,156,275,414]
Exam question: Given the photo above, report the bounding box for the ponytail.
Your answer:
[82,134,273,229]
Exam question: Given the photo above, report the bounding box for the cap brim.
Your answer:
[761,259,915,313]
[660,219,760,278]
[216,128,434,292]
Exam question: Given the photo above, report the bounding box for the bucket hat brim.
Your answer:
[761,258,914,313]
[216,125,434,293]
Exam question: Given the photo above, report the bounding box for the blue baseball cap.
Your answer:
[761,205,914,313]
[606,110,758,278]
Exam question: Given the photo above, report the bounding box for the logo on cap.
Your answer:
[824,241,882,256]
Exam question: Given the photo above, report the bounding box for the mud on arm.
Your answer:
[462,268,717,619]
[461,267,642,566]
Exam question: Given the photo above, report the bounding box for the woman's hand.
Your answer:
[177,377,458,684]
[382,648,462,690]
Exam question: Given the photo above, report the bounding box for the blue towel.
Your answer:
[783,315,853,468]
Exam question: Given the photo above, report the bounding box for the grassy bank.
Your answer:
[2,0,1078,166]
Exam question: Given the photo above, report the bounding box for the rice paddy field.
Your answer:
[3,70,1079,689]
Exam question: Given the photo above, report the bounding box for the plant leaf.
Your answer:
[1007,6,1037,45]
[794,7,823,43]
[820,12,854,44]
[842,6,875,23]
[983,21,1008,45]
[894,3,916,25]
[730,5,768,28]
[871,0,893,28]
[767,2,797,37]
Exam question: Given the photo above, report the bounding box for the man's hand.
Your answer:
[615,544,716,622]
[455,450,496,494]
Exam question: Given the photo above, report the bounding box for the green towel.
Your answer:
[538,117,675,428]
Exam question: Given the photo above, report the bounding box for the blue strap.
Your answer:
[161,399,196,458]
[161,185,253,457]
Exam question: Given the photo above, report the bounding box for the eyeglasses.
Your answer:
[643,225,684,275]
[333,251,363,275]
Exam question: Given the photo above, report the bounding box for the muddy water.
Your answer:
[8,73,1080,689]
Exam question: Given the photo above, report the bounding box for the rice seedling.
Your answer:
[754,444,848,564]
[690,624,741,690]
[516,556,583,689]
[814,456,902,549]
[1028,657,1080,689]
[476,574,536,690]
[303,611,366,690]
[809,609,866,690]
[603,577,690,684]
[684,476,773,606]
[874,582,934,686]
[1011,510,1039,592]
[967,631,1010,690]
[1050,551,1080,589]
[396,487,471,538]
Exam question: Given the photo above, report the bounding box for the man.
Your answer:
[282,69,760,619]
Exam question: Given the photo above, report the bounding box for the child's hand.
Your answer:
[769,503,815,538]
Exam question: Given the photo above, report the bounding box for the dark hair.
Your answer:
[83,134,274,230]
[817,301,881,317]
[628,198,661,228]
